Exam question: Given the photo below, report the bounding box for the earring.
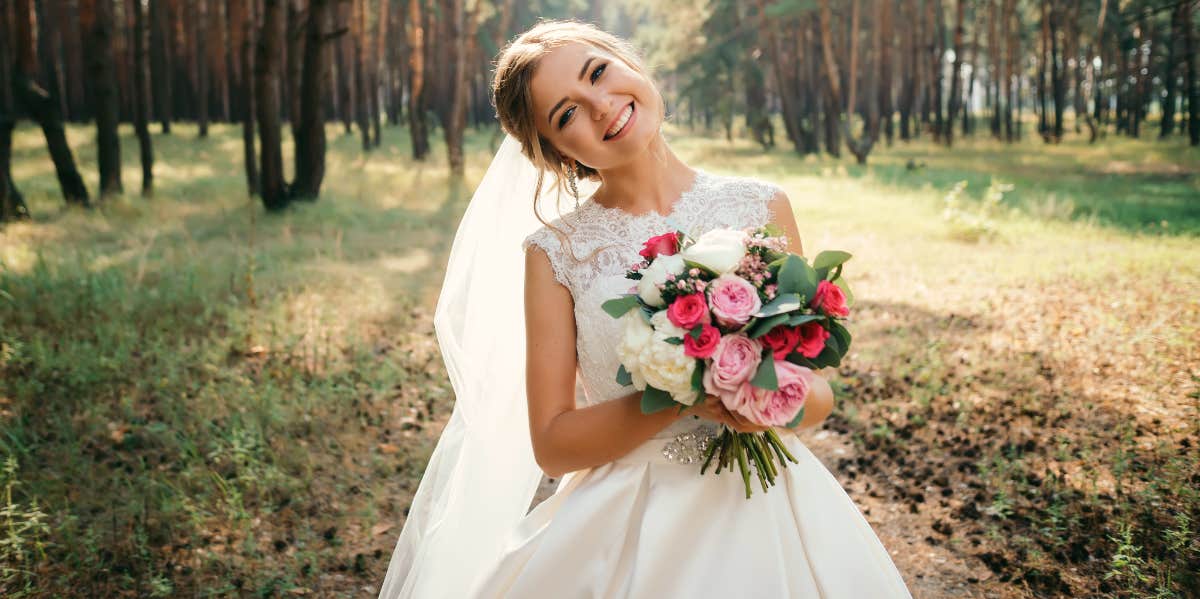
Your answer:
[566,162,580,209]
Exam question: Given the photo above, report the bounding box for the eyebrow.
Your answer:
[547,56,598,126]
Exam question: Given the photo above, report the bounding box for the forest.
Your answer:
[0,0,1197,597]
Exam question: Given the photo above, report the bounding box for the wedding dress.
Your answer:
[462,169,913,598]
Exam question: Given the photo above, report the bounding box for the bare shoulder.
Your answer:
[763,185,804,257]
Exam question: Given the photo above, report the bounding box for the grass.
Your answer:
[1,118,1198,597]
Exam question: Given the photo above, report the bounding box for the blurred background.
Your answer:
[0,0,1197,597]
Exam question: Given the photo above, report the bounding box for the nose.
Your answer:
[591,96,613,122]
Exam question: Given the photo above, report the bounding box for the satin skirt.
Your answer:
[469,429,912,598]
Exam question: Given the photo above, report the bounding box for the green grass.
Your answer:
[1,119,1198,596]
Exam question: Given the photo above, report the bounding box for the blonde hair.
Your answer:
[491,19,663,263]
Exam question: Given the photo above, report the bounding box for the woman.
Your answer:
[380,20,911,598]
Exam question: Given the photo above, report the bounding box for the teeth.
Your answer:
[606,104,633,138]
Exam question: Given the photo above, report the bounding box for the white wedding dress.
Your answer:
[465,169,912,598]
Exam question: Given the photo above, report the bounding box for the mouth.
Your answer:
[603,102,636,141]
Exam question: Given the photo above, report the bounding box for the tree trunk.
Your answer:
[196,0,210,136]
[945,0,965,146]
[292,0,335,200]
[1003,0,1017,141]
[878,0,893,145]
[0,2,29,220]
[12,0,89,205]
[81,0,123,196]
[407,0,429,159]
[233,0,258,196]
[899,0,917,140]
[817,0,876,164]
[1160,3,1181,139]
[286,0,304,138]
[1049,2,1065,142]
[150,0,173,132]
[132,0,153,195]
[1184,0,1198,146]
[257,0,288,210]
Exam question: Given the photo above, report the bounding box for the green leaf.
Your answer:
[829,321,852,356]
[640,385,678,414]
[748,313,789,339]
[832,276,855,306]
[664,336,684,345]
[755,292,804,318]
[759,223,785,237]
[602,295,640,319]
[691,360,706,391]
[777,255,819,300]
[785,406,807,429]
[616,364,633,386]
[786,313,824,327]
[813,250,852,279]
[814,334,842,368]
[689,325,704,340]
[751,352,779,391]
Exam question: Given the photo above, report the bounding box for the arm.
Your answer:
[766,187,836,433]
[524,246,684,478]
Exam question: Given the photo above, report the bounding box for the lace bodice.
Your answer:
[522,169,782,440]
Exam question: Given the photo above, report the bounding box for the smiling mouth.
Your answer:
[603,102,635,141]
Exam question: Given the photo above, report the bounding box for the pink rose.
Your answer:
[812,280,849,317]
[794,321,830,358]
[683,324,720,358]
[667,293,710,329]
[731,362,812,427]
[703,334,762,408]
[639,232,681,260]
[760,325,801,360]
[707,274,763,328]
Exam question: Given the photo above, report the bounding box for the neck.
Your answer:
[589,134,696,215]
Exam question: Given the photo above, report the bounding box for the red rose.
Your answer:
[760,325,802,360]
[795,321,831,358]
[667,293,710,329]
[812,280,850,317]
[639,232,681,260]
[683,324,721,359]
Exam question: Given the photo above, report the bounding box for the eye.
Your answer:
[558,64,607,129]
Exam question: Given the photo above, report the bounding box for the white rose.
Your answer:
[636,254,686,307]
[680,229,748,274]
[638,335,698,405]
[616,311,652,390]
[649,310,688,338]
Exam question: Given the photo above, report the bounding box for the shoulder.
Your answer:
[522,219,574,290]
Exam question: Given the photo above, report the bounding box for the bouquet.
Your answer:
[601,225,853,498]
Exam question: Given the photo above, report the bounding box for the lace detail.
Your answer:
[523,169,785,411]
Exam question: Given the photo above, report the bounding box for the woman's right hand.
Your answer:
[682,395,771,434]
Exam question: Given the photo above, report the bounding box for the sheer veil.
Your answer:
[378,135,595,598]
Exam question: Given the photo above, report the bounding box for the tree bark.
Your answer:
[12,1,89,206]
[1049,1,1065,142]
[196,0,209,136]
[257,0,288,210]
[232,0,258,196]
[292,0,335,200]
[81,0,123,196]
[150,0,173,132]
[945,0,965,146]
[407,0,429,159]
[0,3,28,220]
[132,0,153,195]
[286,0,304,138]
[1184,0,1198,146]
[817,0,877,164]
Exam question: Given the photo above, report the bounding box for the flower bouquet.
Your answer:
[601,225,853,498]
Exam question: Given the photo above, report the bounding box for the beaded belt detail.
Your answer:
[660,423,720,465]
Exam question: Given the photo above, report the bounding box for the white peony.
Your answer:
[680,228,748,274]
[649,309,688,338]
[638,334,698,404]
[636,253,686,307]
[616,311,652,390]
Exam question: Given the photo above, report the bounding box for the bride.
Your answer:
[379,19,911,598]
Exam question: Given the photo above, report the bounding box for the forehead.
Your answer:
[530,42,608,107]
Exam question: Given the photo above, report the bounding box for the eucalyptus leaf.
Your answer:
[751,352,779,390]
[640,386,677,414]
[785,406,807,429]
[748,313,789,339]
[830,321,852,356]
[691,360,706,391]
[664,337,684,345]
[813,250,852,272]
[755,292,804,318]
[616,364,633,386]
[832,276,855,306]
[601,295,640,319]
[786,313,824,327]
